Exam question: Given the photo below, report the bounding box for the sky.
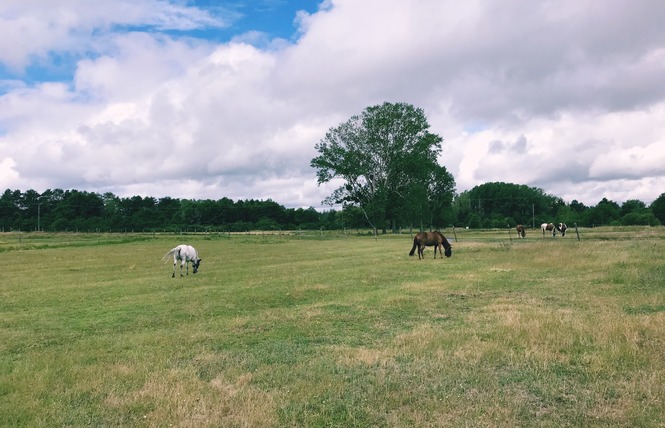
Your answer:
[2,0,665,209]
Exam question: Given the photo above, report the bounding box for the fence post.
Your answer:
[574,223,581,241]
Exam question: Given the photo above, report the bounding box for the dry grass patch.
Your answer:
[392,323,443,352]
[113,367,277,428]
[331,345,395,368]
[401,279,445,292]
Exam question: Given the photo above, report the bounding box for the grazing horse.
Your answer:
[409,231,452,260]
[541,223,556,237]
[516,224,526,238]
[557,222,568,237]
[162,244,202,278]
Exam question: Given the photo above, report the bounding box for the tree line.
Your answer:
[0,189,328,232]
[1,184,663,233]
[455,182,664,229]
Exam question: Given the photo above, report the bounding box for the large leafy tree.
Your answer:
[310,102,454,232]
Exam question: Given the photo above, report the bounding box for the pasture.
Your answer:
[1,228,664,427]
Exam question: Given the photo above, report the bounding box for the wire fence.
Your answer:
[1,225,664,253]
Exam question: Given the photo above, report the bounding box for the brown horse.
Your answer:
[516,224,526,238]
[409,231,452,260]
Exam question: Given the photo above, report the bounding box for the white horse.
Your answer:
[162,244,202,278]
[557,222,568,237]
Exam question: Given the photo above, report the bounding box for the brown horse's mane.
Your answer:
[434,230,451,249]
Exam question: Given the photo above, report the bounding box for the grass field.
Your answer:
[1,228,664,427]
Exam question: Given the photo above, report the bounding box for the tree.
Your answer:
[311,102,454,232]
[618,199,654,225]
[427,164,456,228]
[588,198,620,226]
[620,199,647,217]
[455,182,558,228]
[0,190,21,230]
[649,193,665,225]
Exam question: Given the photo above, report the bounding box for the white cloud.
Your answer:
[590,142,665,180]
[0,157,20,189]
[2,0,665,207]
[0,0,226,71]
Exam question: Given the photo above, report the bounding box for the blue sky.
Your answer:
[220,0,320,37]
[1,1,321,90]
[142,0,322,43]
[2,0,665,208]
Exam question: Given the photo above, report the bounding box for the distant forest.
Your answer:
[1,183,664,233]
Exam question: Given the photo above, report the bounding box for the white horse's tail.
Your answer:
[161,247,178,262]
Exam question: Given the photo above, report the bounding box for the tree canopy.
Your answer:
[650,193,665,224]
[310,102,455,232]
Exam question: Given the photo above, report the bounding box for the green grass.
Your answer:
[1,229,664,427]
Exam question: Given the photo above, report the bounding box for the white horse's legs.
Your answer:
[172,258,190,277]
[174,255,185,277]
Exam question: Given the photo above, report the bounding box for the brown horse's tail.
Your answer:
[409,236,418,256]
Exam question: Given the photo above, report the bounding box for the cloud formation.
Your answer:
[2,0,665,207]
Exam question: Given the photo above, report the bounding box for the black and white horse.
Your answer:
[162,244,202,278]
[557,222,567,237]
